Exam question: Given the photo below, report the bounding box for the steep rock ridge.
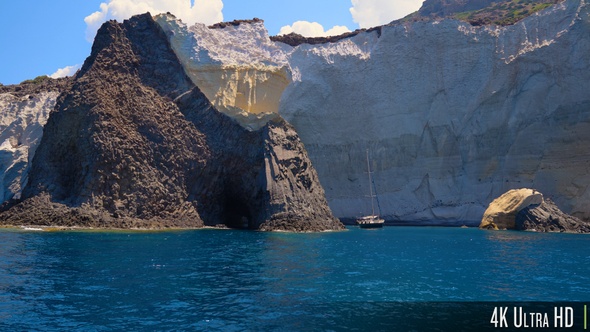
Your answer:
[259,119,341,232]
[156,14,291,130]
[5,14,208,228]
[0,77,72,203]
[278,0,590,224]
[0,14,342,232]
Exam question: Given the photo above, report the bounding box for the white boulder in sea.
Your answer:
[480,188,590,233]
[479,188,543,230]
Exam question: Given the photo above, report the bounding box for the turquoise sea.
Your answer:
[1,226,589,331]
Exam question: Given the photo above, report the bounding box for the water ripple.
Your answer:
[0,227,589,330]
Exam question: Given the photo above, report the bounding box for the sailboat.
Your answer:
[356,149,385,229]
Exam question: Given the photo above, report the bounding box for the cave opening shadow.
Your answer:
[222,188,257,230]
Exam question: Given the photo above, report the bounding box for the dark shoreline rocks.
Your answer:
[516,198,590,233]
[0,13,344,233]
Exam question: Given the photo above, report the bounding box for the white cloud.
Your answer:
[278,21,351,38]
[350,0,423,28]
[84,0,224,41]
[50,64,82,79]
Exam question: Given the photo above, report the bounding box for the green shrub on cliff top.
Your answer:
[21,75,50,85]
[450,0,558,26]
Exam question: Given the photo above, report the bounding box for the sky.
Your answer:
[0,0,423,85]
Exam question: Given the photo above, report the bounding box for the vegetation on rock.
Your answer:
[450,0,560,26]
[21,75,50,85]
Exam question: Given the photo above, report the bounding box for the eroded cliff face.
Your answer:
[149,0,589,225]
[0,83,66,203]
[156,15,292,130]
[279,0,590,224]
[0,14,342,232]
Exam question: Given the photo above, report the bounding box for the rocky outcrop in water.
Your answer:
[515,198,590,233]
[480,188,544,230]
[0,14,343,232]
[480,188,590,233]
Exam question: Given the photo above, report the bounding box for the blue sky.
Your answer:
[0,0,423,85]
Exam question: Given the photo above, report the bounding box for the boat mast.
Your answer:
[366,149,376,216]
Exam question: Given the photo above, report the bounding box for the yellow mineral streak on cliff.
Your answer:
[186,65,290,129]
[212,66,288,114]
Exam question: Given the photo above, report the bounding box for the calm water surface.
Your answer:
[0,226,589,330]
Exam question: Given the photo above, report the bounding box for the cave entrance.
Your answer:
[223,191,255,230]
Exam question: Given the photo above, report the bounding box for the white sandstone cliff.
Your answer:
[156,15,291,130]
[0,91,58,202]
[155,0,590,224]
[279,0,590,223]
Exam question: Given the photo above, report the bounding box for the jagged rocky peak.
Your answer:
[155,13,291,130]
[0,13,344,232]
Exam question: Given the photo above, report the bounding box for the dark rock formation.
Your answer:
[0,13,343,232]
[270,27,382,47]
[516,199,590,233]
[258,119,342,232]
[209,18,264,29]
